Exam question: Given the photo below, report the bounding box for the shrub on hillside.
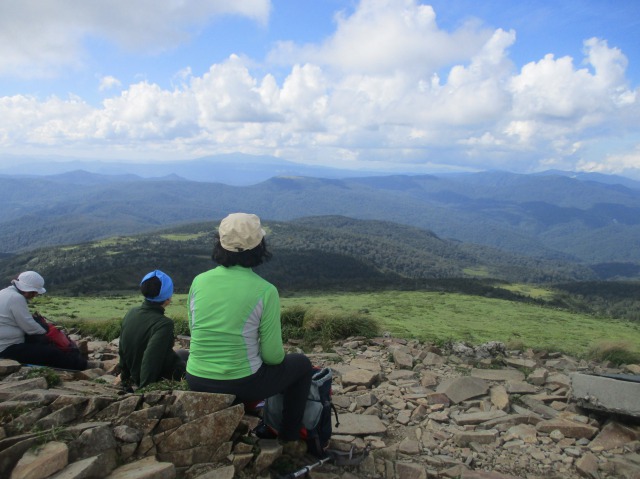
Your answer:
[281,305,306,342]
[281,306,380,349]
[59,316,190,342]
[59,318,123,342]
[173,317,190,337]
[57,306,380,351]
[587,340,640,366]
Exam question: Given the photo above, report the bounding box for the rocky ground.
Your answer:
[1,334,639,479]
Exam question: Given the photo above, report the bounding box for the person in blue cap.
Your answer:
[118,270,189,389]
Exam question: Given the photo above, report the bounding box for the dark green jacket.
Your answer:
[119,301,180,387]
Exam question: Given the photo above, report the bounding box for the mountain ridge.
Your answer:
[0,170,639,266]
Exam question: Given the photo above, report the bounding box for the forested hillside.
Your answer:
[1,170,640,272]
[0,216,594,294]
[1,216,638,321]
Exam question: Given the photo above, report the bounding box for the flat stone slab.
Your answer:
[436,376,489,404]
[334,413,386,435]
[571,373,640,418]
[341,369,379,388]
[471,368,525,382]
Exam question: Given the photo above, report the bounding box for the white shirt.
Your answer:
[0,286,46,353]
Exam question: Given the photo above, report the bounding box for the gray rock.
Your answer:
[105,456,175,479]
[254,439,282,472]
[334,413,386,435]
[49,451,118,479]
[436,376,489,404]
[350,358,382,372]
[504,380,538,394]
[0,359,21,376]
[68,424,117,462]
[535,418,599,439]
[10,441,68,479]
[575,451,600,479]
[422,352,445,366]
[571,372,640,417]
[113,425,143,443]
[470,368,525,382]
[0,378,48,401]
[393,349,414,369]
[355,392,377,408]
[518,395,559,419]
[589,421,639,451]
[341,369,379,388]
[504,357,537,369]
[156,404,244,454]
[36,405,78,430]
[0,435,40,476]
[453,430,498,447]
[169,391,235,423]
[395,461,427,479]
[120,405,164,434]
[452,410,507,426]
[528,368,548,385]
[489,385,509,411]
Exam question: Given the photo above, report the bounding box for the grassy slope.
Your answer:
[35,291,640,357]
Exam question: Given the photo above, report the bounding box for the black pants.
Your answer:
[186,353,313,441]
[169,349,190,380]
[1,342,88,371]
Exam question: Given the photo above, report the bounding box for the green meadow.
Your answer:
[33,290,640,358]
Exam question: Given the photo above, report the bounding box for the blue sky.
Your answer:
[1,0,639,178]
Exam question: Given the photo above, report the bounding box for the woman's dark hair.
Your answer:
[140,276,162,299]
[212,234,272,267]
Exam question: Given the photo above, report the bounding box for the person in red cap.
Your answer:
[0,271,89,370]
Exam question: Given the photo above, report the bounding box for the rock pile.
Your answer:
[0,336,639,479]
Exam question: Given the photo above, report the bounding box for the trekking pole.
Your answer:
[280,455,333,479]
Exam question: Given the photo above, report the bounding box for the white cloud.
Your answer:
[578,145,640,177]
[268,0,493,77]
[99,76,122,92]
[0,0,638,179]
[0,0,270,77]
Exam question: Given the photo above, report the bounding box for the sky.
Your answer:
[1,0,639,178]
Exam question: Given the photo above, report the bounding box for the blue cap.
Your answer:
[140,270,174,303]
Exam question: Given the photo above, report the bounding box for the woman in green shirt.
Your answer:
[186,213,313,449]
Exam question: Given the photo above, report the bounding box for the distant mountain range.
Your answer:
[0,153,395,186]
[1,164,639,274]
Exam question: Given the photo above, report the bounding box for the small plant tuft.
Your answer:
[33,426,73,445]
[587,340,640,366]
[26,367,61,388]
[135,378,190,394]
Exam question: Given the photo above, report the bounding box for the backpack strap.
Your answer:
[331,402,340,428]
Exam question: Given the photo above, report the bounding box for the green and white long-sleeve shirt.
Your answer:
[186,265,284,380]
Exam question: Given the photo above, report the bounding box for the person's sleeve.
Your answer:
[258,286,285,365]
[9,296,46,335]
[118,342,131,383]
[139,319,175,387]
